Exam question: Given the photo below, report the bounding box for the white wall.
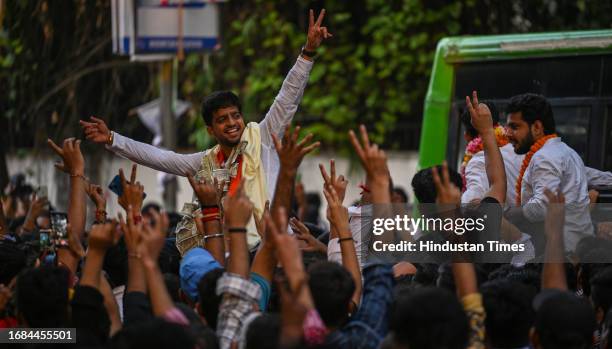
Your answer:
[7,149,419,222]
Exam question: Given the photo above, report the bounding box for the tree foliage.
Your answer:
[2,0,612,159]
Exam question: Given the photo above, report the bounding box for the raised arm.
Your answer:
[541,189,567,290]
[466,91,506,204]
[80,116,203,176]
[259,9,331,145]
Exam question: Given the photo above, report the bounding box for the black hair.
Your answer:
[158,239,181,275]
[481,279,536,348]
[506,93,556,135]
[307,261,355,328]
[535,293,596,349]
[460,101,500,138]
[103,238,128,288]
[141,202,162,215]
[392,187,409,203]
[16,266,70,328]
[303,192,322,225]
[175,303,219,349]
[164,273,181,303]
[412,263,439,287]
[411,165,463,203]
[0,239,27,285]
[197,267,225,330]
[390,287,468,349]
[590,266,612,316]
[246,313,281,349]
[201,90,242,126]
[111,318,196,349]
[436,263,489,293]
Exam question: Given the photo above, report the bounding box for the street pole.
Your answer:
[160,60,177,211]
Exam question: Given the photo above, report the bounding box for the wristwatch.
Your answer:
[301,46,318,59]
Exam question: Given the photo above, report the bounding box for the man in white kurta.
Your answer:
[505,93,593,252]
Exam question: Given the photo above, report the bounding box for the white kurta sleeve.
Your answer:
[523,158,562,222]
[461,154,488,204]
[106,132,205,176]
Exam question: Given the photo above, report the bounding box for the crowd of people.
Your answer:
[2,8,612,349]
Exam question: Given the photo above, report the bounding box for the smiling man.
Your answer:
[504,93,592,252]
[80,9,332,251]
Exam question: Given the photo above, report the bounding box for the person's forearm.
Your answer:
[481,129,506,203]
[227,231,250,278]
[69,176,87,241]
[143,261,175,316]
[204,220,225,266]
[56,249,79,276]
[452,263,478,298]
[126,258,147,293]
[99,275,122,336]
[80,249,105,289]
[259,56,313,145]
[271,168,295,232]
[338,228,362,306]
[542,234,567,290]
[251,244,277,282]
[109,132,203,176]
[370,176,391,204]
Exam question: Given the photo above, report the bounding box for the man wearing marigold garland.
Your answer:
[460,102,524,205]
[504,93,592,252]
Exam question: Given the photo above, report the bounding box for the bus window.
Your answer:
[552,105,591,162]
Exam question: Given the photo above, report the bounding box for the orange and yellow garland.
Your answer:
[515,134,558,205]
[461,125,509,189]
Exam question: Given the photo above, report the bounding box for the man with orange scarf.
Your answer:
[504,93,592,252]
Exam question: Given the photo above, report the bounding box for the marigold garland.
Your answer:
[460,125,509,189]
[515,134,558,205]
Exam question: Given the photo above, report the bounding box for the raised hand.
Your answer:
[118,164,144,212]
[86,183,106,209]
[348,125,389,183]
[47,138,86,177]
[322,185,350,236]
[187,173,221,208]
[465,91,493,135]
[254,200,270,239]
[88,220,120,251]
[223,179,253,229]
[319,159,348,205]
[80,116,112,145]
[272,126,320,173]
[431,161,461,205]
[290,217,327,254]
[305,9,332,52]
[137,211,168,267]
[118,205,143,254]
[544,188,565,241]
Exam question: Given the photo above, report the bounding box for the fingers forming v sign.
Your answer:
[319,159,348,205]
[465,91,493,134]
[431,161,461,205]
[118,164,144,212]
[305,8,332,51]
[348,125,389,182]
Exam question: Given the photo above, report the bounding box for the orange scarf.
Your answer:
[515,134,558,205]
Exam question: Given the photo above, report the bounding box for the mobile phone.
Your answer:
[108,175,147,199]
[39,230,51,250]
[50,211,69,247]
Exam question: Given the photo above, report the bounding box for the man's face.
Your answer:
[506,112,535,155]
[207,106,245,147]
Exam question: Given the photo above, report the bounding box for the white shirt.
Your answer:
[327,205,371,270]
[521,137,593,250]
[585,166,612,190]
[106,56,314,201]
[462,143,524,205]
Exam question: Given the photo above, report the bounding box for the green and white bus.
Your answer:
[418,29,612,177]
